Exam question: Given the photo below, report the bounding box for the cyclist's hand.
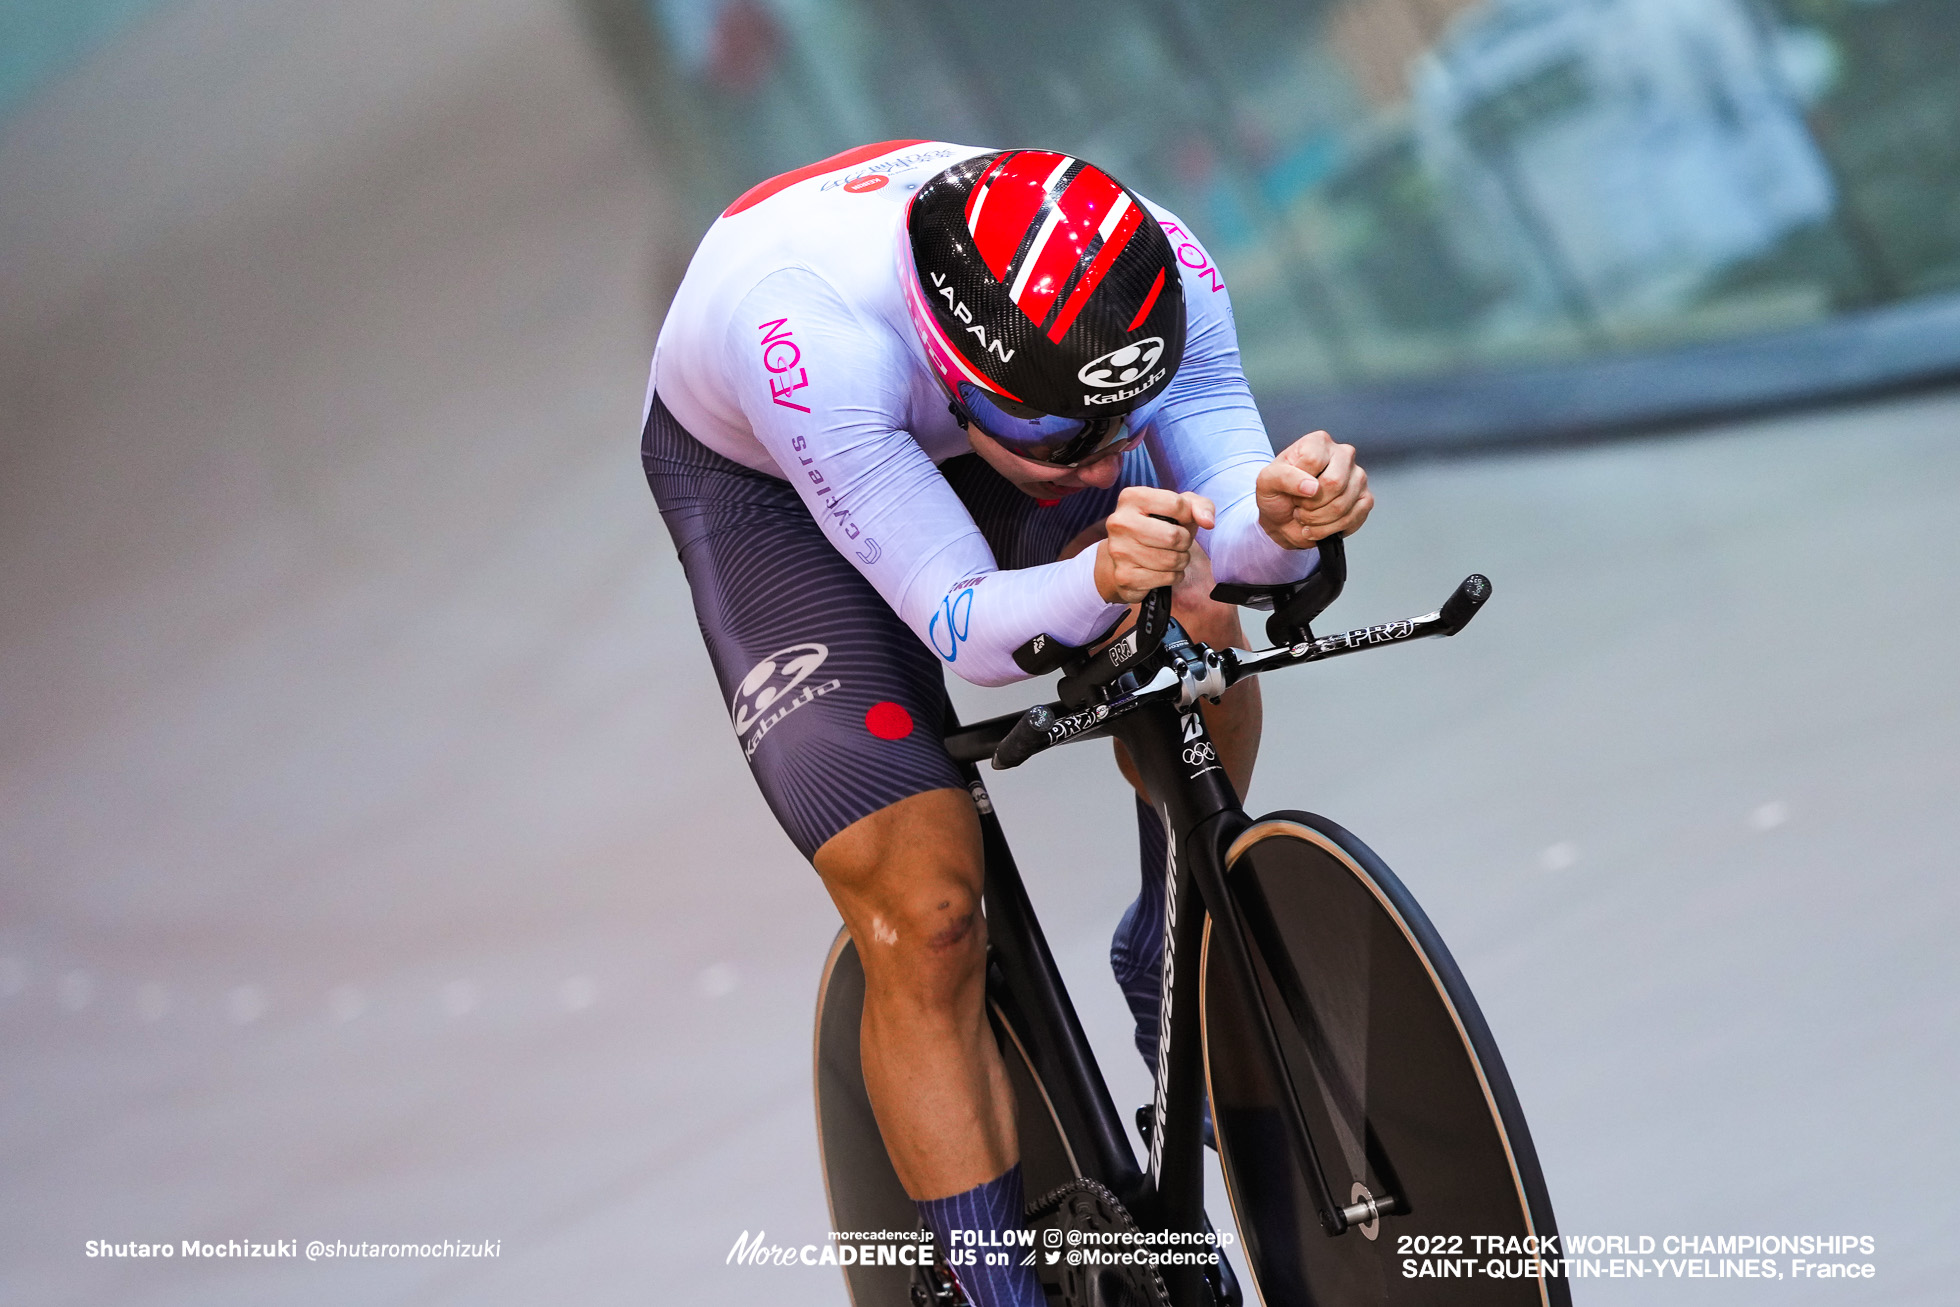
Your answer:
[1095,487,1215,603]
[1256,430,1373,548]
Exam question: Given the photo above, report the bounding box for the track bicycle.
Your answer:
[815,537,1569,1307]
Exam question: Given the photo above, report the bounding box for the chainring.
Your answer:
[1026,1178,1172,1307]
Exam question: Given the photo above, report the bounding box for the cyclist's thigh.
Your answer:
[644,395,965,862]
[940,445,1158,570]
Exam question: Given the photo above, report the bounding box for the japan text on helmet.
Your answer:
[903,151,1186,466]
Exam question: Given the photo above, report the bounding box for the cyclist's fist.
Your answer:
[1256,430,1372,548]
[1095,487,1215,604]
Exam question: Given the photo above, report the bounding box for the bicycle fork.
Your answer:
[1128,700,1375,1252]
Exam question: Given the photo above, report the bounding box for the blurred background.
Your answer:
[1,1,1954,1304]
[593,0,1960,447]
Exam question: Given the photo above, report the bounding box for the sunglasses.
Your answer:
[953,383,1155,467]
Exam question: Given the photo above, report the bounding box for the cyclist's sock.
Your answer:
[915,1163,1045,1307]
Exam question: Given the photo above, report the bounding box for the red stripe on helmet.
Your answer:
[1046,201,1145,342]
[721,140,927,217]
[970,150,1067,280]
[963,154,1008,226]
[1124,266,1167,333]
[1014,166,1124,328]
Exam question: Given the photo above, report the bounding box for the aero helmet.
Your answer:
[903,150,1186,466]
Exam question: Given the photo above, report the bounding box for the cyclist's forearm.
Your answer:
[1205,488,1321,586]
[900,548,1126,688]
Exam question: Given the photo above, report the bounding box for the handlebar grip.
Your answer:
[1136,583,1172,645]
[1436,574,1491,634]
[1056,585,1171,709]
[1265,532,1348,645]
[990,704,1054,770]
[1050,512,1184,707]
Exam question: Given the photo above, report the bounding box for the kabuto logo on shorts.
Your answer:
[731,643,840,758]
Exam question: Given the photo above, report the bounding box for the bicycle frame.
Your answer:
[949,686,1294,1305]
[939,570,1498,1305]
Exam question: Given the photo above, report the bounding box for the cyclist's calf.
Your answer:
[813,787,1017,1200]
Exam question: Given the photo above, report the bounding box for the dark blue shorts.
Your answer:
[642,393,1153,860]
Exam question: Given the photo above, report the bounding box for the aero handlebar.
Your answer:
[978,566,1492,771]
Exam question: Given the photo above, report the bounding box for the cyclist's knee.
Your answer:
[814,789,987,1005]
[856,874,987,1014]
[891,872,984,962]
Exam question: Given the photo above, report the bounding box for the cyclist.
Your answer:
[643,141,1371,1307]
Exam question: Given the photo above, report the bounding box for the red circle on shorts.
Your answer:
[865,701,914,740]
[843,174,889,193]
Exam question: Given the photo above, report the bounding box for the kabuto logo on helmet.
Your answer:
[1078,338,1165,389]
[906,150,1187,420]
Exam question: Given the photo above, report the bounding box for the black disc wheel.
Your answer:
[815,930,1081,1306]
[1201,815,1569,1307]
